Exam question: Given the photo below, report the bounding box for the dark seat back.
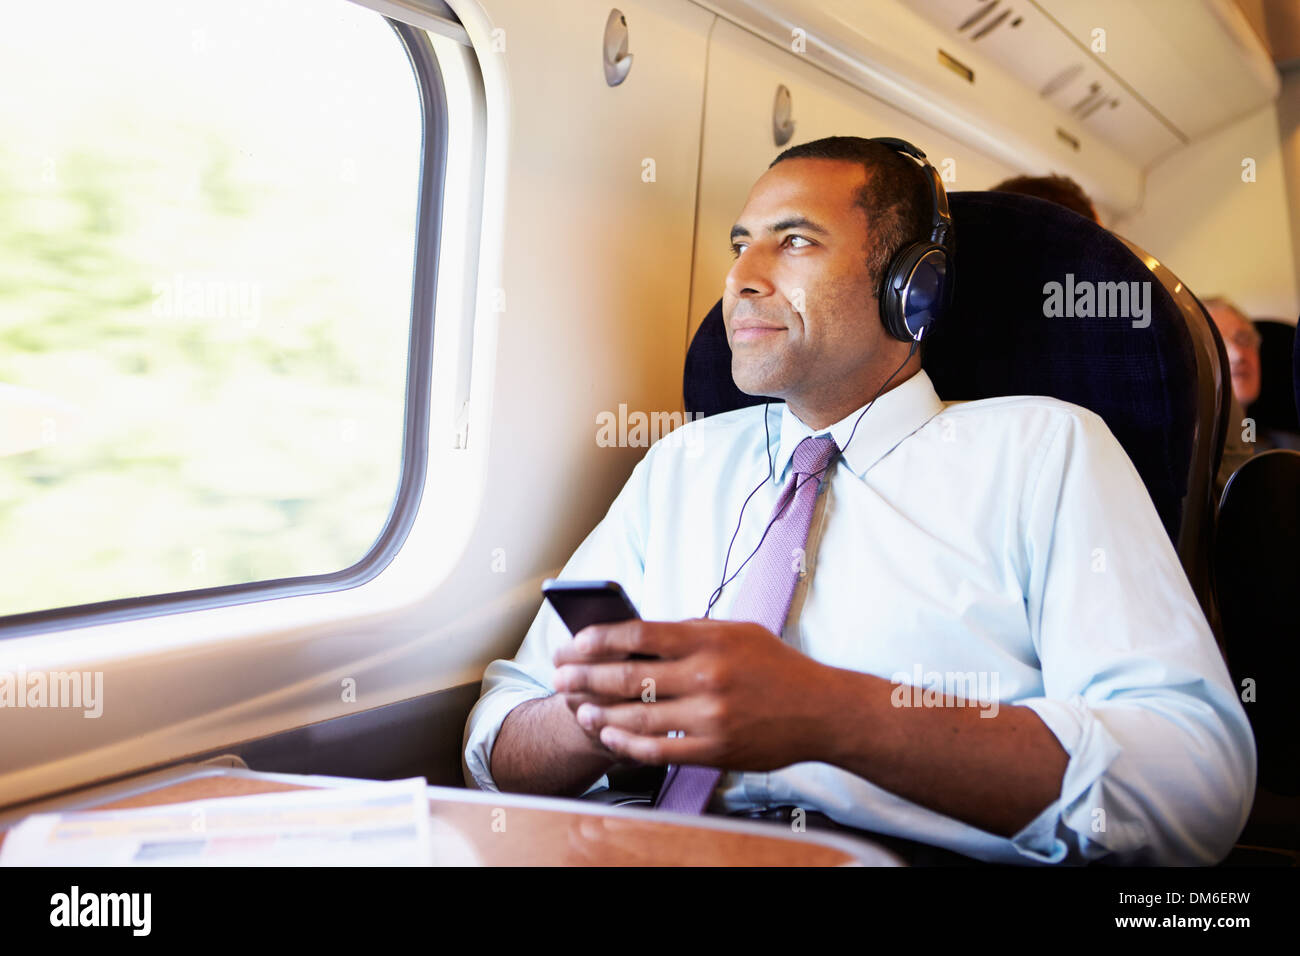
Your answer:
[1249,319,1299,435]
[1294,315,1300,423]
[1215,449,1300,798]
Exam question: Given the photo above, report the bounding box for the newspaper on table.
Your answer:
[0,776,434,866]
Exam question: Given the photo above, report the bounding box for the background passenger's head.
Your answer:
[724,136,932,425]
[1203,296,1263,406]
[991,173,1100,224]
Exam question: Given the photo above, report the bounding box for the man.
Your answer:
[991,172,1100,223]
[1205,297,1263,410]
[1203,297,1259,493]
[463,136,1254,865]
[1204,296,1300,458]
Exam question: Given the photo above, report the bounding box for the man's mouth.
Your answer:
[731,320,786,343]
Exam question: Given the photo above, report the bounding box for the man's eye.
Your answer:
[786,235,812,249]
[730,242,747,259]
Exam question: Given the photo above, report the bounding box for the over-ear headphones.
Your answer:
[868,137,954,343]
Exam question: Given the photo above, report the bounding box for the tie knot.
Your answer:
[792,435,839,478]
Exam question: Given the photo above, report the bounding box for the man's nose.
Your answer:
[725,248,775,299]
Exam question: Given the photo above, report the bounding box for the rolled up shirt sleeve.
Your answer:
[462,448,655,794]
[1009,409,1256,865]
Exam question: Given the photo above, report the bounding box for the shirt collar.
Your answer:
[770,368,944,483]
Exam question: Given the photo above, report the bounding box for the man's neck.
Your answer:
[785,364,921,431]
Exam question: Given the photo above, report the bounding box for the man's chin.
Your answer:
[1231,377,1259,406]
[733,346,800,394]
[732,370,786,400]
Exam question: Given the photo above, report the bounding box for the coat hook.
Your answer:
[773,84,795,147]
[603,9,633,87]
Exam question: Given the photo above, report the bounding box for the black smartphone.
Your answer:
[541,579,656,659]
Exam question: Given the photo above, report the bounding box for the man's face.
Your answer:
[1207,304,1261,406]
[723,158,897,416]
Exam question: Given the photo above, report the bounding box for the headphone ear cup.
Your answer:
[879,242,950,342]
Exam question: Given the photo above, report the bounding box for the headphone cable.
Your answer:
[704,339,920,618]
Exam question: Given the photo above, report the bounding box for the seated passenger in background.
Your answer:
[463,136,1254,866]
[991,172,1100,223]
[1205,296,1300,454]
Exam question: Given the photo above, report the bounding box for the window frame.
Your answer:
[0,15,448,640]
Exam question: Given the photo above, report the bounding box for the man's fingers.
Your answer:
[574,698,700,737]
[554,658,692,698]
[553,619,700,665]
[551,635,642,665]
[595,725,715,765]
[557,691,622,714]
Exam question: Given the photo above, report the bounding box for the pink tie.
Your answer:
[653,435,840,813]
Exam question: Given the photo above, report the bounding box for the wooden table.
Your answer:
[0,768,901,866]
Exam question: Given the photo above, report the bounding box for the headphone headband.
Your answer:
[867,137,952,241]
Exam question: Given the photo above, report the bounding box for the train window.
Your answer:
[0,0,440,628]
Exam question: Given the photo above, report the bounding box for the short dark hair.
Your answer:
[768,136,933,300]
[991,173,1099,223]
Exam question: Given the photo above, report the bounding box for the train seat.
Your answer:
[1215,448,1300,855]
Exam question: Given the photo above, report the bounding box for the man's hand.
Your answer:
[551,633,644,752]
[551,618,833,771]
[553,617,1070,837]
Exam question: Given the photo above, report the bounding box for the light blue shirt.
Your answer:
[462,369,1256,865]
